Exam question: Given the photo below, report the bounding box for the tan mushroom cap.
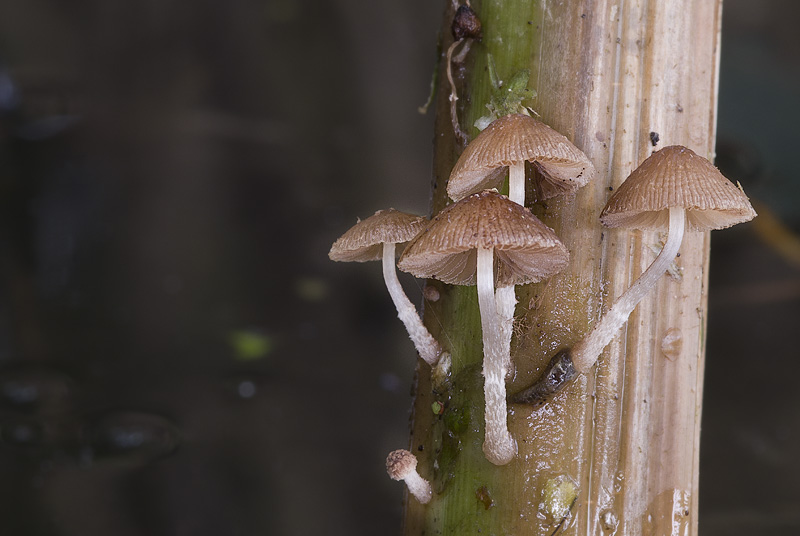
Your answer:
[328,209,426,262]
[386,449,418,480]
[447,114,595,201]
[600,145,757,231]
[398,190,569,286]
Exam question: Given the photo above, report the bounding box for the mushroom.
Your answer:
[514,145,757,405]
[329,209,442,366]
[386,449,432,504]
[399,190,569,465]
[447,114,595,205]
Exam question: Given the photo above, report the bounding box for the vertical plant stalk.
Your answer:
[404,1,721,535]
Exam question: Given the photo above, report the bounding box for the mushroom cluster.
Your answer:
[329,40,756,504]
[330,108,593,472]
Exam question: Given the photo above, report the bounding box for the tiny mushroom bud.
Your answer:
[399,190,569,465]
[514,145,756,405]
[386,449,432,504]
[448,114,595,205]
[329,209,442,365]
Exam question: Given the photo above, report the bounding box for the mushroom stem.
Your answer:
[571,206,685,372]
[513,207,686,406]
[508,161,526,206]
[403,470,433,504]
[382,243,442,366]
[476,246,517,465]
[495,285,517,378]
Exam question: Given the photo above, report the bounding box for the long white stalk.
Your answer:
[572,207,686,372]
[382,243,442,366]
[477,246,517,465]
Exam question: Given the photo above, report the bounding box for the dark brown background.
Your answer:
[0,1,797,534]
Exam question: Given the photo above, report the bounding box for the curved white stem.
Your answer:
[382,243,442,366]
[477,247,517,465]
[508,161,526,205]
[572,206,686,372]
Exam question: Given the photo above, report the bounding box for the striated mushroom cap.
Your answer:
[328,209,427,262]
[600,145,757,231]
[398,190,569,287]
[447,114,595,201]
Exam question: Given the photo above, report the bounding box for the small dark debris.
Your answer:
[649,131,660,146]
[417,444,424,452]
[608,186,614,191]
[452,5,482,41]
[676,252,681,257]
[476,485,494,510]
[581,13,587,18]
[676,104,684,113]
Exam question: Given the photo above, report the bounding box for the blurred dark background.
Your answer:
[0,1,797,535]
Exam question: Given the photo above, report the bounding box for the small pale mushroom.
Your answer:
[329,209,442,366]
[514,145,757,405]
[447,113,595,206]
[399,190,569,465]
[386,449,432,504]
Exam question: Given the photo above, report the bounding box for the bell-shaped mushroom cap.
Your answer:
[447,114,595,201]
[600,145,757,231]
[328,209,427,262]
[398,190,569,286]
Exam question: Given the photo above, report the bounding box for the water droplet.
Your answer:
[600,510,619,532]
[539,474,578,523]
[661,328,683,360]
[613,471,625,493]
